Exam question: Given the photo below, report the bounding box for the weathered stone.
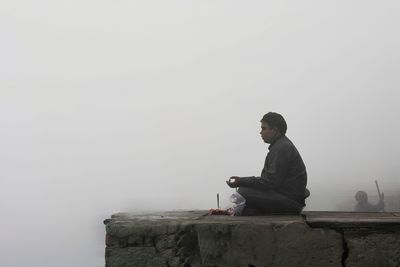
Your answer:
[195,221,342,267]
[158,248,175,258]
[127,235,145,247]
[345,231,400,267]
[155,235,176,250]
[166,256,180,267]
[106,233,118,247]
[104,211,400,267]
[175,224,201,264]
[107,222,167,239]
[105,247,167,267]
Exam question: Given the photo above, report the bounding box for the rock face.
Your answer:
[104,211,400,267]
[345,231,400,267]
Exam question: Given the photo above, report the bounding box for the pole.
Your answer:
[375,180,381,197]
[375,179,384,212]
[217,193,220,209]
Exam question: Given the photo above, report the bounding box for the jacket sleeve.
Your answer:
[239,145,291,190]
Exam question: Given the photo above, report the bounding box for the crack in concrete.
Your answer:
[302,213,349,267]
[339,230,349,267]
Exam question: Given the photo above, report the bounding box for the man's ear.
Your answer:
[272,127,281,135]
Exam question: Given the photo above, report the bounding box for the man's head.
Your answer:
[260,112,287,144]
[355,191,368,204]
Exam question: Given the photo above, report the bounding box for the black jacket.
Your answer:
[239,135,308,205]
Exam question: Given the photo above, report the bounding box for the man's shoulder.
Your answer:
[272,136,295,149]
[270,136,302,159]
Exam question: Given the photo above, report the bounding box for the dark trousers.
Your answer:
[238,187,303,215]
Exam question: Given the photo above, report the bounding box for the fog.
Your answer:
[1,1,400,266]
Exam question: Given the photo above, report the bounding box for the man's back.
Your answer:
[264,135,307,205]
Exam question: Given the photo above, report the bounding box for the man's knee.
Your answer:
[238,186,302,214]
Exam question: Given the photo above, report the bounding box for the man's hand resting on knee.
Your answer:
[226,176,240,188]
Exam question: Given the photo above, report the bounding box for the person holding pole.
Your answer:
[354,181,385,212]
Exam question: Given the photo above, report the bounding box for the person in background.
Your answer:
[226,112,309,215]
[354,190,384,212]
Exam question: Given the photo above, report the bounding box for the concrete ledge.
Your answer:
[304,211,400,228]
[104,211,400,267]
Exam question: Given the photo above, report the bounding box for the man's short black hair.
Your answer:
[261,112,287,135]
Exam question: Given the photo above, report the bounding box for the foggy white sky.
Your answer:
[1,1,400,266]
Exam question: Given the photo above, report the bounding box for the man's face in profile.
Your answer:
[260,121,279,144]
